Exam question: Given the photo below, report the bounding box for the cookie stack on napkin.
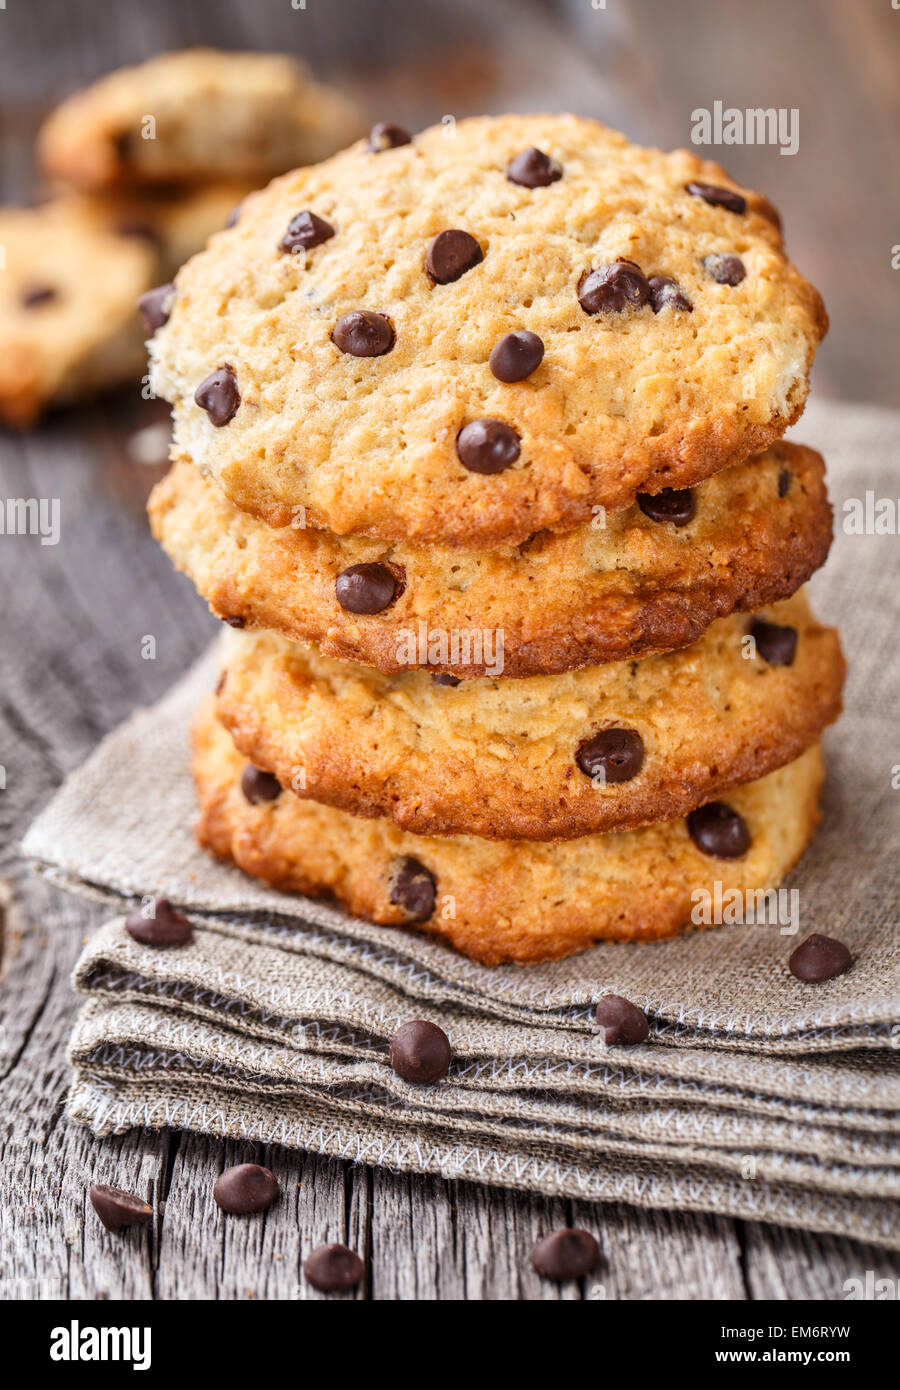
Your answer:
[0,49,360,426]
[145,114,843,965]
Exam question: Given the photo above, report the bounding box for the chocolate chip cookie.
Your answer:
[213,590,843,840]
[0,199,157,427]
[149,442,832,676]
[193,697,826,965]
[149,114,826,548]
[0,187,255,426]
[38,48,361,191]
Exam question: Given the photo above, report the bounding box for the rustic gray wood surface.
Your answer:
[1,0,898,1300]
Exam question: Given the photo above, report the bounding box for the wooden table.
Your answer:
[1,0,898,1300]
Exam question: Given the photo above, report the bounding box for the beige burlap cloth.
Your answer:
[22,399,900,1247]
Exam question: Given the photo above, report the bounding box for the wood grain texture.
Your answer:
[0,0,896,1300]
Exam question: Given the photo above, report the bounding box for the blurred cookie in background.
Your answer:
[37,47,363,191]
[0,185,252,427]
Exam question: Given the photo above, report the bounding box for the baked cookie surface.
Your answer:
[0,199,157,427]
[150,442,832,676]
[0,187,257,426]
[214,591,843,840]
[38,48,361,190]
[193,699,825,964]
[150,114,827,547]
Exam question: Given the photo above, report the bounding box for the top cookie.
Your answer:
[149,114,827,549]
[38,48,361,190]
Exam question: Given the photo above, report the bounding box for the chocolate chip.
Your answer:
[648,275,693,313]
[240,765,282,804]
[194,364,240,425]
[703,253,745,286]
[389,856,436,922]
[368,122,411,152]
[750,619,798,667]
[578,260,651,314]
[332,310,394,357]
[686,181,747,214]
[125,897,193,946]
[279,210,335,255]
[506,147,562,188]
[576,728,644,784]
[390,1020,451,1083]
[223,614,246,629]
[595,994,650,1045]
[638,487,697,527]
[425,229,483,284]
[788,933,852,983]
[456,418,520,474]
[688,802,751,858]
[777,468,791,498]
[21,284,57,308]
[335,561,400,614]
[531,1228,599,1280]
[138,282,175,334]
[304,1243,365,1293]
[89,1184,153,1232]
[213,1163,279,1214]
[433,673,461,687]
[489,330,544,382]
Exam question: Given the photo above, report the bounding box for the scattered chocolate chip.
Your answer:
[240,765,282,804]
[213,1163,279,1214]
[788,933,852,983]
[648,274,693,313]
[194,364,240,425]
[576,728,644,784]
[531,1228,599,1280]
[777,468,791,498]
[89,1184,153,1232]
[595,994,650,1045]
[750,618,798,667]
[389,856,436,922]
[425,229,483,284]
[638,487,697,527]
[125,897,193,946]
[686,181,747,215]
[304,1243,365,1292]
[138,282,175,334]
[390,1020,451,1083]
[21,284,57,308]
[489,330,544,382]
[332,310,394,357]
[222,614,246,629]
[279,210,335,255]
[432,673,461,687]
[335,561,400,614]
[368,122,411,152]
[578,260,651,314]
[703,253,745,286]
[506,147,562,188]
[456,418,520,474]
[688,802,751,858]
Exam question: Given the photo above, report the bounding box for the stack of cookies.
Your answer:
[0,49,360,426]
[147,115,844,965]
